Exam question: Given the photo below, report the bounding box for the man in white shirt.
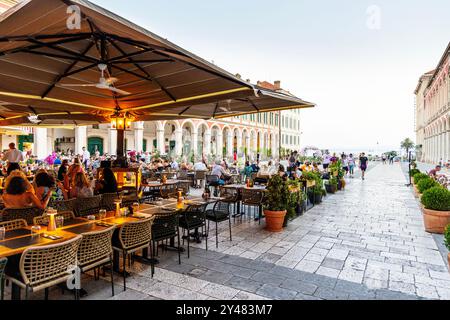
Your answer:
[193,160,207,171]
[171,158,179,170]
[323,151,331,170]
[3,143,24,174]
[81,147,90,170]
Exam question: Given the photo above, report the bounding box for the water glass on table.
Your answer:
[55,216,64,229]
[31,225,41,237]
[99,209,107,220]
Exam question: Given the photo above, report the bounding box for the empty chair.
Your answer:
[0,257,6,301]
[205,201,232,248]
[194,171,207,189]
[75,195,102,217]
[178,203,208,258]
[241,189,264,224]
[219,186,239,216]
[152,212,181,264]
[49,198,76,213]
[33,211,75,226]
[112,217,155,291]
[0,219,27,231]
[77,226,116,297]
[100,192,123,211]
[177,181,191,197]
[6,235,82,300]
[0,207,44,225]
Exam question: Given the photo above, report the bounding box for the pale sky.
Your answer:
[92,0,450,152]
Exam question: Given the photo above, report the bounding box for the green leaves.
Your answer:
[421,186,450,211]
[444,224,450,251]
[264,174,289,211]
[417,177,439,194]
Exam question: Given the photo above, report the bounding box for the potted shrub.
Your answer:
[285,180,302,226]
[263,175,288,232]
[325,177,338,194]
[410,169,420,178]
[421,186,450,234]
[417,177,439,194]
[413,173,428,185]
[445,224,450,272]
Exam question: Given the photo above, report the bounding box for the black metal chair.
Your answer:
[160,183,178,199]
[205,201,232,248]
[74,195,102,217]
[177,181,191,197]
[152,212,181,264]
[0,207,44,225]
[241,189,264,224]
[178,203,208,258]
[206,174,220,196]
[0,257,6,301]
[219,186,240,217]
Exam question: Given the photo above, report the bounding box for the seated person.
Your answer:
[290,165,302,179]
[312,162,322,173]
[243,161,254,180]
[428,165,441,179]
[251,161,260,173]
[2,175,52,209]
[211,160,229,186]
[34,171,68,203]
[278,164,288,181]
[96,167,118,194]
[193,159,207,171]
[70,172,94,198]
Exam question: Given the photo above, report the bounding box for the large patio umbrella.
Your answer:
[0,0,315,156]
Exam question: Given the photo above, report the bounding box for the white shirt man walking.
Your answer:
[81,147,90,170]
[2,143,24,175]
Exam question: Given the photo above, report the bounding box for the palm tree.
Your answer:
[400,138,415,155]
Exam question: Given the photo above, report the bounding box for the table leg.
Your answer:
[134,247,159,265]
[158,237,185,252]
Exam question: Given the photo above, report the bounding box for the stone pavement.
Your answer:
[7,163,450,300]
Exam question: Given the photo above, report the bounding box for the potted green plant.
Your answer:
[325,177,338,194]
[421,186,450,234]
[263,175,289,232]
[417,177,439,194]
[413,173,428,185]
[444,224,450,272]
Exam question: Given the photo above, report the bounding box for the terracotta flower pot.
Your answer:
[264,210,287,232]
[422,207,450,234]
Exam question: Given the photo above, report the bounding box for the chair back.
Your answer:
[177,181,190,196]
[19,235,82,287]
[77,226,116,268]
[181,203,208,227]
[241,189,263,205]
[195,171,207,180]
[177,170,188,180]
[160,184,178,198]
[152,212,178,241]
[0,219,27,231]
[101,192,124,211]
[219,186,239,202]
[213,201,230,215]
[33,211,75,226]
[118,217,155,250]
[75,195,102,217]
[0,207,44,225]
[49,198,76,213]
[206,175,219,184]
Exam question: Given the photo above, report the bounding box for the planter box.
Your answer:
[325,184,336,194]
[422,207,450,234]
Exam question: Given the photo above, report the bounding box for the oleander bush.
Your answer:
[417,177,439,194]
[413,173,429,185]
[421,186,450,211]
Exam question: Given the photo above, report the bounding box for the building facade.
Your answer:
[415,43,450,164]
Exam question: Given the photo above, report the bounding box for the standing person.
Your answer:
[81,147,90,171]
[389,154,394,165]
[359,152,369,180]
[2,143,24,175]
[342,154,349,177]
[322,151,331,170]
[348,154,356,178]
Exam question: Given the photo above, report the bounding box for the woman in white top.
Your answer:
[70,172,94,198]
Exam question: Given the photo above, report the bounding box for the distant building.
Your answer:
[414,43,450,164]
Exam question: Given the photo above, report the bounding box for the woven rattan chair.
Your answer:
[178,203,208,258]
[75,195,101,217]
[100,192,123,211]
[194,170,207,189]
[0,207,44,225]
[77,226,116,297]
[241,189,264,224]
[49,198,76,213]
[33,211,75,226]
[205,201,232,248]
[112,217,155,291]
[0,257,6,300]
[0,219,27,231]
[6,235,82,300]
[152,212,181,264]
